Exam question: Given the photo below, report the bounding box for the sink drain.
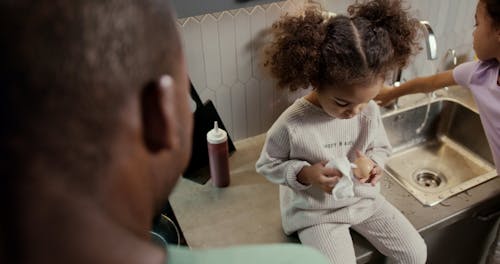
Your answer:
[412,169,446,189]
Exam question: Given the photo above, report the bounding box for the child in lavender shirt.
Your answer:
[376,0,500,174]
[454,60,500,172]
[376,1,499,263]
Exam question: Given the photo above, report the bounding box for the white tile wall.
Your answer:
[178,0,477,141]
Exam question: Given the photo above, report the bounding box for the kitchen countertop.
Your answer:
[169,86,500,262]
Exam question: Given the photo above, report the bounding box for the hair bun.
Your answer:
[348,0,400,28]
[348,0,421,69]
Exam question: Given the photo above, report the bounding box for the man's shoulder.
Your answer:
[167,244,329,264]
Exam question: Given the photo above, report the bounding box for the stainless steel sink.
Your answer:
[381,98,497,206]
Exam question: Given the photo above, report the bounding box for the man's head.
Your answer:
[1,0,192,260]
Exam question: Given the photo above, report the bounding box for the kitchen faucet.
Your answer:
[420,21,438,61]
[388,21,438,109]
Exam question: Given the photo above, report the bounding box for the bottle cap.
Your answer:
[207,121,227,144]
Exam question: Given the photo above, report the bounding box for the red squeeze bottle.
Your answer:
[206,121,230,187]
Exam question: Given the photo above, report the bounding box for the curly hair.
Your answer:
[264,0,421,91]
[482,0,500,28]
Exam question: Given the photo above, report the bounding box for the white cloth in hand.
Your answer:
[326,157,355,200]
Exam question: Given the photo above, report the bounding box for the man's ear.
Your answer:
[140,75,178,153]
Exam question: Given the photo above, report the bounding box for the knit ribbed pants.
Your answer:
[298,199,426,264]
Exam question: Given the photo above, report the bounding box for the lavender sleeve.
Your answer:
[453,61,479,88]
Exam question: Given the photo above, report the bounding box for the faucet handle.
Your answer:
[443,48,457,68]
[447,49,457,66]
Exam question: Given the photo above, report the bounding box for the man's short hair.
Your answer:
[1,0,182,185]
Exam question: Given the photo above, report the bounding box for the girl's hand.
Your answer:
[360,164,383,186]
[374,85,398,107]
[297,161,342,193]
[353,150,382,186]
[353,150,373,180]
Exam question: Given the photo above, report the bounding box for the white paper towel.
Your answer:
[326,157,356,200]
